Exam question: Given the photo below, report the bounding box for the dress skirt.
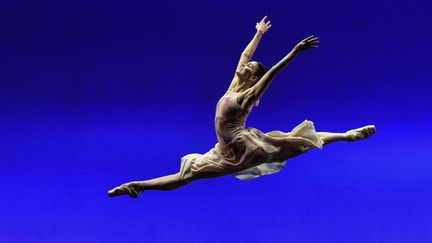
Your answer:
[179,120,324,181]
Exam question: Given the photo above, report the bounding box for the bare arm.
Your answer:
[227,16,272,92]
[238,36,319,109]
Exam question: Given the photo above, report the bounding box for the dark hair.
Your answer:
[252,61,267,107]
[254,61,268,80]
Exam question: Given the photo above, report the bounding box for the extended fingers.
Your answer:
[304,36,319,46]
[307,41,319,48]
[308,40,319,45]
[296,36,320,51]
[260,16,268,23]
[307,37,319,43]
[303,35,315,42]
[308,41,319,48]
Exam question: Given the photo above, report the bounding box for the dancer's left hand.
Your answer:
[294,36,319,52]
[256,16,272,33]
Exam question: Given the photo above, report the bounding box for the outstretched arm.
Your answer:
[237,16,271,68]
[227,16,271,91]
[238,36,319,109]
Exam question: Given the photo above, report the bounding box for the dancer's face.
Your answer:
[237,62,259,83]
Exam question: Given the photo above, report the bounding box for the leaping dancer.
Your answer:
[108,16,376,198]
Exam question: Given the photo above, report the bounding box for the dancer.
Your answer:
[108,16,376,198]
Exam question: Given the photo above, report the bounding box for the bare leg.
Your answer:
[318,125,376,145]
[108,172,190,198]
[318,132,348,145]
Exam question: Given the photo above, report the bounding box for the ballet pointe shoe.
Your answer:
[346,125,376,142]
[108,183,141,198]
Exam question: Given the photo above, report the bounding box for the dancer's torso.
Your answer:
[214,93,250,148]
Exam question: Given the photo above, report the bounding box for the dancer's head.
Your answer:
[236,61,268,87]
[254,61,268,81]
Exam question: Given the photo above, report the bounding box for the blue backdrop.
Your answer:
[1,0,431,242]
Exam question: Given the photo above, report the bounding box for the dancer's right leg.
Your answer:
[108,172,190,198]
[318,125,376,146]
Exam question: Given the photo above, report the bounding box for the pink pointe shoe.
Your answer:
[346,125,376,142]
[108,183,141,198]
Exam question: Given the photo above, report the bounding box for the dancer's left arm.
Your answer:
[227,16,271,92]
[238,36,319,110]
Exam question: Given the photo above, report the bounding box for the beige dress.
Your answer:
[179,93,324,181]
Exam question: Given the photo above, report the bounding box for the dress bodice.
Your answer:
[214,93,249,147]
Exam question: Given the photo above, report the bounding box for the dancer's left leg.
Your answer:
[108,172,190,198]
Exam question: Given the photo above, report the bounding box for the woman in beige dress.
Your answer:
[108,16,376,198]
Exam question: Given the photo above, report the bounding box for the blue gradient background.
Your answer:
[1,0,431,242]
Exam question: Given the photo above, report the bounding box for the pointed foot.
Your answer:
[108,182,142,199]
[346,125,376,142]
